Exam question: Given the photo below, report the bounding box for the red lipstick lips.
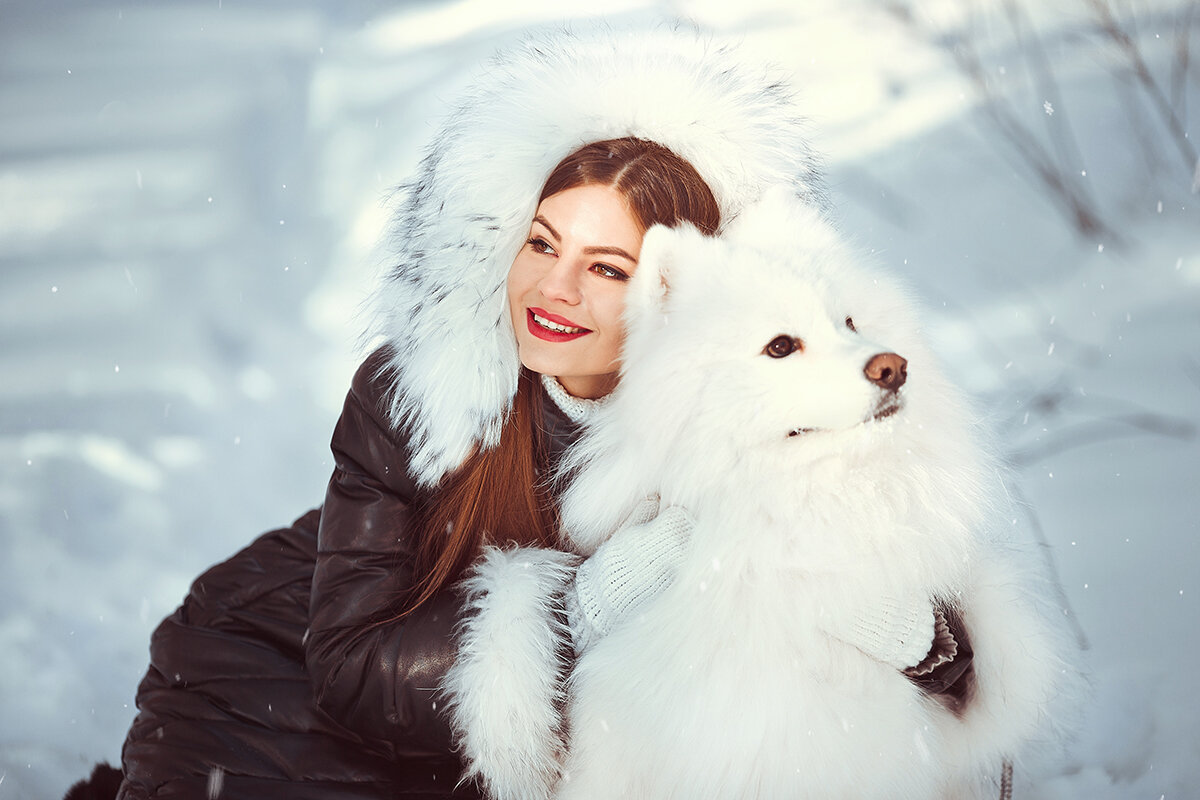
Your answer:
[527,307,591,342]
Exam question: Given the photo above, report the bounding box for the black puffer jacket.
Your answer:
[117,349,573,799]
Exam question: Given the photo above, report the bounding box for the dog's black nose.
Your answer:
[864,353,907,391]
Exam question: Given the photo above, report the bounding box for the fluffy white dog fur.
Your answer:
[542,188,1082,799]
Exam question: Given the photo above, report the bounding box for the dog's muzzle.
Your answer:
[787,392,904,438]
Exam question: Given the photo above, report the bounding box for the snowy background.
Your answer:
[2,0,1198,797]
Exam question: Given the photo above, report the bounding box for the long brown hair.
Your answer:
[397,138,720,618]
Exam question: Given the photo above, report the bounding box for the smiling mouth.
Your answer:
[527,308,591,342]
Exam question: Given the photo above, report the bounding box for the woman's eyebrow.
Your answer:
[532,215,636,262]
[532,215,559,240]
[582,245,636,262]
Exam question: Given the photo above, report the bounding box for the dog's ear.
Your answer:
[626,222,684,320]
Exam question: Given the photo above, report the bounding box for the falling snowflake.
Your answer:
[207,766,225,799]
[1043,101,1054,115]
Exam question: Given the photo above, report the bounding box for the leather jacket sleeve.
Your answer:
[304,348,460,755]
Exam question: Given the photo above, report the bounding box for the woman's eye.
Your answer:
[591,263,630,281]
[764,335,800,358]
[845,316,857,332]
[527,237,555,255]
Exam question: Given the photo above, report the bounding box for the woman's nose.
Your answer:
[537,257,582,304]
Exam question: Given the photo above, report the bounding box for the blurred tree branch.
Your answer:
[882,0,1199,238]
[1085,0,1199,185]
[1010,402,1196,466]
[883,0,1121,242]
[1169,1,1195,127]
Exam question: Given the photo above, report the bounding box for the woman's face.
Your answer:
[507,183,643,399]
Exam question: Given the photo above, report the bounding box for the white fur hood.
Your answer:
[371,25,826,487]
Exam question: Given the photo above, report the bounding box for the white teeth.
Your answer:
[532,313,586,334]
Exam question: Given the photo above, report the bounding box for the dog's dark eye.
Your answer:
[764,335,800,358]
[845,316,857,333]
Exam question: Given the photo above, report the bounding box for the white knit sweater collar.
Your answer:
[539,373,611,425]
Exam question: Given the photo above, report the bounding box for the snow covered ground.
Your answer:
[1,0,1197,797]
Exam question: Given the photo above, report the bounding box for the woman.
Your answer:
[99,28,960,800]
[113,135,717,800]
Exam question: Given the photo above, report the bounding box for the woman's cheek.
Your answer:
[602,296,630,364]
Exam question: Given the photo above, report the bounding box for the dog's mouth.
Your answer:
[873,397,903,421]
[786,397,904,438]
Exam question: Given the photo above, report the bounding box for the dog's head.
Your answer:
[560,187,980,552]
[620,187,923,455]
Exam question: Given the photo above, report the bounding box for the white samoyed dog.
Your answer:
[550,188,1081,799]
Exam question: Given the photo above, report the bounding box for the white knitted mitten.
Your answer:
[819,592,937,670]
[564,497,693,654]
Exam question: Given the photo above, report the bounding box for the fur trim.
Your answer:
[442,546,578,800]
[372,25,825,486]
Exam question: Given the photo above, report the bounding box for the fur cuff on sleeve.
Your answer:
[442,546,578,800]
